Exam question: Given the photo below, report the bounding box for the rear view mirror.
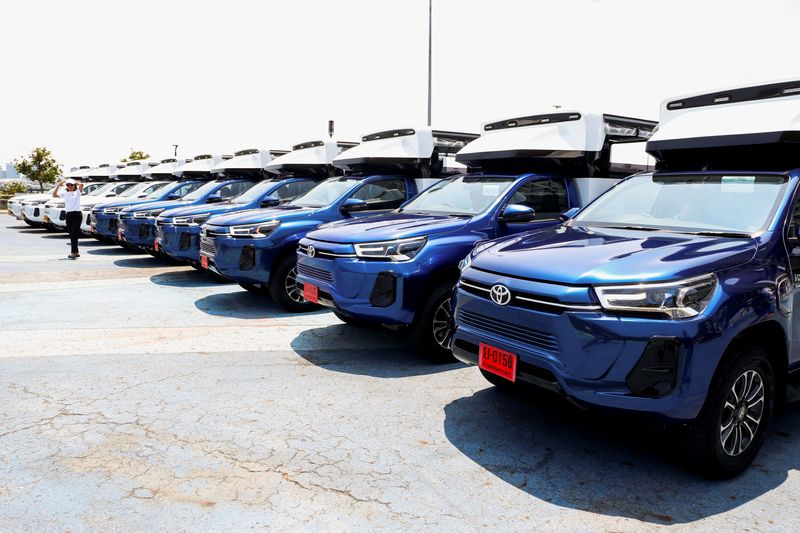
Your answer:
[167,194,181,199]
[499,204,536,224]
[259,195,280,208]
[559,207,580,222]
[341,198,368,213]
[206,194,224,204]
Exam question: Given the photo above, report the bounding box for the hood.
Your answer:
[308,213,470,244]
[92,197,163,210]
[161,202,246,219]
[472,225,758,285]
[207,205,316,227]
[120,199,192,214]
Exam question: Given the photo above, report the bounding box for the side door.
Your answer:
[346,177,410,218]
[494,177,570,238]
[782,189,800,364]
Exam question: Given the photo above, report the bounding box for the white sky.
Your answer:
[2,0,798,170]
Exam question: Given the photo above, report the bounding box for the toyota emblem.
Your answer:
[307,245,316,258]
[490,284,511,306]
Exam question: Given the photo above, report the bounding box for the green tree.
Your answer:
[14,147,63,192]
[121,149,150,162]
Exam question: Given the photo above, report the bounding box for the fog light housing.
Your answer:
[239,246,255,271]
[626,337,682,398]
[370,272,397,307]
[179,232,192,251]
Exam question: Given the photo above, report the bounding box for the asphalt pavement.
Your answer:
[0,214,798,532]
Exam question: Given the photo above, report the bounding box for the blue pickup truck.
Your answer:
[118,154,256,254]
[199,131,472,309]
[90,159,195,243]
[451,80,800,477]
[153,148,324,265]
[297,112,655,361]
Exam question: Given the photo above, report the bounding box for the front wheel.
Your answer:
[411,282,457,364]
[681,345,775,478]
[269,255,318,312]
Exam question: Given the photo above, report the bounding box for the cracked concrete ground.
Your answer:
[1,214,799,532]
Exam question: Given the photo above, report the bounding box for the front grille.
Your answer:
[200,237,216,256]
[297,262,333,283]
[458,309,559,353]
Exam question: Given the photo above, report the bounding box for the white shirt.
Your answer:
[59,189,81,212]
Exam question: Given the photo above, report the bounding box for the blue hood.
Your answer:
[120,199,194,214]
[307,213,470,244]
[207,205,318,226]
[471,225,759,285]
[93,197,160,210]
[161,201,249,219]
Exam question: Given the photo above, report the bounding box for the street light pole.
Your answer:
[427,0,432,127]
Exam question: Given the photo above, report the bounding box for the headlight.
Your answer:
[354,237,427,261]
[594,274,717,319]
[103,207,120,214]
[191,213,211,225]
[459,240,496,271]
[229,220,280,238]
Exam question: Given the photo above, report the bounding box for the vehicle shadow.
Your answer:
[194,291,328,319]
[89,247,136,256]
[115,257,175,268]
[150,270,227,288]
[443,386,800,525]
[290,324,465,378]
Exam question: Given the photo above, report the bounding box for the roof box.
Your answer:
[456,111,656,175]
[333,127,478,177]
[210,149,288,178]
[647,80,800,171]
[85,163,126,181]
[144,158,192,179]
[63,165,93,179]
[114,160,160,180]
[265,140,358,177]
[173,154,229,179]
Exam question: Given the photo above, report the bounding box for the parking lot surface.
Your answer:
[1,214,799,532]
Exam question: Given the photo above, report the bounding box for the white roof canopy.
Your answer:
[211,149,274,174]
[173,154,229,177]
[144,158,191,178]
[265,140,354,174]
[115,160,159,177]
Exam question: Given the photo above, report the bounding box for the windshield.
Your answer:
[118,182,152,197]
[573,174,789,235]
[290,177,361,208]
[139,182,169,197]
[86,183,117,196]
[231,180,278,204]
[181,180,223,201]
[400,176,516,216]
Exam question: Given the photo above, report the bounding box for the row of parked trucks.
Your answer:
[8,80,800,477]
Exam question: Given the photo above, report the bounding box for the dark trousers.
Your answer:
[65,211,82,254]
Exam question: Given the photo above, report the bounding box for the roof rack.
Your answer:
[266,139,357,177]
[647,79,800,171]
[456,111,656,176]
[334,127,478,177]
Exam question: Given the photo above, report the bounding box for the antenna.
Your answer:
[328,120,335,138]
[172,144,179,157]
[427,0,432,127]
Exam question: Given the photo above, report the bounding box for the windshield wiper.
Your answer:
[597,224,660,231]
[680,230,753,238]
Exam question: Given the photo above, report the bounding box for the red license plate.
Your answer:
[117,230,123,240]
[200,255,209,269]
[153,239,159,252]
[303,283,319,304]
[479,342,517,382]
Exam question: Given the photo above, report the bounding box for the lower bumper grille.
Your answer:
[297,263,333,284]
[459,309,559,353]
[200,237,217,256]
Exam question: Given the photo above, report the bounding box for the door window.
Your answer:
[217,181,253,199]
[352,178,408,211]
[272,180,317,201]
[507,178,568,220]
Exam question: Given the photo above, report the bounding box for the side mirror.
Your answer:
[499,204,536,224]
[166,194,181,199]
[559,207,580,222]
[259,195,280,208]
[205,194,225,204]
[341,198,368,213]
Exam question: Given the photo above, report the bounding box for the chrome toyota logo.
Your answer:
[307,245,316,258]
[490,284,511,306]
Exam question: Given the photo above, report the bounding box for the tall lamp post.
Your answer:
[427,0,432,127]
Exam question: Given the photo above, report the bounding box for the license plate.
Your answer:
[154,239,159,252]
[200,255,209,269]
[303,283,319,304]
[479,342,517,382]
[118,230,123,240]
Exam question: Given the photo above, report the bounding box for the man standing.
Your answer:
[53,178,84,259]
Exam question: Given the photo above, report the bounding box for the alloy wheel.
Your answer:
[285,266,306,304]
[431,297,452,349]
[720,369,764,456]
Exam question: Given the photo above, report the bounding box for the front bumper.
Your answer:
[44,207,67,228]
[92,212,121,239]
[121,217,157,247]
[157,223,201,262]
[21,205,46,223]
[450,274,727,423]
[199,233,276,284]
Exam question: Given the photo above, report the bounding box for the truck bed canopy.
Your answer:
[210,149,286,179]
[173,154,232,180]
[456,111,656,176]
[63,166,93,179]
[332,128,478,178]
[86,163,127,182]
[265,139,358,177]
[144,158,192,180]
[647,79,800,171]
[114,161,160,181]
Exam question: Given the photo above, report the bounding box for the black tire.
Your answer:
[411,281,457,364]
[239,282,268,294]
[23,219,36,227]
[681,345,775,478]
[269,254,318,312]
[333,310,375,328]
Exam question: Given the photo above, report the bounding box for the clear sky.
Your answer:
[2,0,798,170]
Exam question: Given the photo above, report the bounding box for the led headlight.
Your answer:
[103,207,120,214]
[229,220,280,238]
[354,237,427,261]
[594,274,717,319]
[191,213,211,225]
[459,240,497,271]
